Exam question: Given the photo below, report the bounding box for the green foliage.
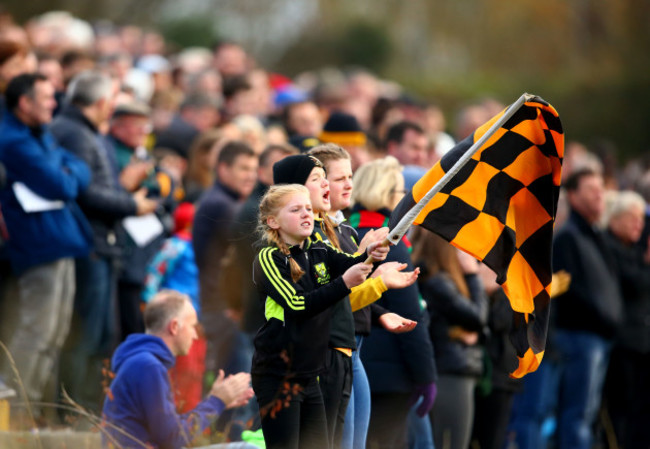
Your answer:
[159,16,219,50]
[337,21,392,73]
[271,20,392,76]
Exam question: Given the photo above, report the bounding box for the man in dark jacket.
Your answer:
[193,141,257,377]
[154,92,221,159]
[107,101,178,340]
[514,168,622,449]
[102,289,254,449]
[231,143,298,336]
[50,70,157,412]
[0,73,92,412]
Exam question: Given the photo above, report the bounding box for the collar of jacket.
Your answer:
[60,103,99,133]
[215,180,243,201]
[3,111,47,138]
[568,208,601,237]
[286,236,314,258]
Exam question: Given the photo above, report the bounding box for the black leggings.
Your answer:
[252,374,328,449]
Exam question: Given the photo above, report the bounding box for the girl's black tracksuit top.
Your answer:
[251,236,365,378]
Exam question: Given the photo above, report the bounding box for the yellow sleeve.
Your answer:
[349,276,388,312]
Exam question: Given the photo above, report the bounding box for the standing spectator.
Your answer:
[143,202,205,413]
[107,101,178,340]
[222,74,256,122]
[511,168,622,449]
[250,184,387,449]
[385,121,429,189]
[0,40,33,116]
[0,73,92,417]
[231,143,298,337]
[410,228,488,449]
[319,111,369,171]
[470,265,523,449]
[192,141,258,376]
[213,41,249,78]
[308,145,421,449]
[282,100,324,139]
[154,92,221,159]
[183,127,239,204]
[350,157,437,449]
[602,190,650,449]
[385,121,429,168]
[50,70,157,412]
[549,168,622,449]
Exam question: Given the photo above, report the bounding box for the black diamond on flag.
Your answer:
[439,158,479,195]
[421,195,481,242]
[480,131,534,170]
[517,220,554,287]
[502,104,538,129]
[527,174,556,218]
[482,226,517,283]
[482,171,525,224]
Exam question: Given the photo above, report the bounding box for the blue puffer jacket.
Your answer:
[0,112,92,275]
[102,334,225,449]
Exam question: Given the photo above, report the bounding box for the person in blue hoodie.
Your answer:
[0,73,92,415]
[102,289,255,449]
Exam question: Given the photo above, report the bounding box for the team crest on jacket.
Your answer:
[314,262,330,284]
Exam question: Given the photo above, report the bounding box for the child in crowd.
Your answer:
[251,183,388,449]
[143,202,204,412]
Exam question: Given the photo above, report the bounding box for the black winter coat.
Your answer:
[419,272,488,377]
[51,104,137,258]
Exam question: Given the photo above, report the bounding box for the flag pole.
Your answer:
[386,92,534,246]
[364,93,533,264]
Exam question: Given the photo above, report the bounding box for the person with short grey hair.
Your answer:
[102,290,256,449]
[602,189,650,448]
[66,70,114,107]
[51,69,158,414]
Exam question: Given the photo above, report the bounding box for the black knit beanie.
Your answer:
[273,154,324,185]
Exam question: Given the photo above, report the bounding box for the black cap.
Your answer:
[273,154,324,185]
[289,135,321,154]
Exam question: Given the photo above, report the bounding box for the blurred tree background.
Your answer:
[6,0,650,159]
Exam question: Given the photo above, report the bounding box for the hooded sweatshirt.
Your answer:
[102,334,224,449]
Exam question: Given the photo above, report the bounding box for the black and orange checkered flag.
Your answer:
[388,94,564,378]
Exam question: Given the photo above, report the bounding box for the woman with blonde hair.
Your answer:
[350,156,437,449]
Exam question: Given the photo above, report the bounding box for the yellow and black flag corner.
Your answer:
[388,96,564,378]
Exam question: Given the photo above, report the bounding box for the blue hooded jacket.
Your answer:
[102,334,225,449]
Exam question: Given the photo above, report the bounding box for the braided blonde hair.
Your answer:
[258,184,311,282]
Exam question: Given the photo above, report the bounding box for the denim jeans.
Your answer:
[509,329,611,449]
[341,336,371,449]
[60,254,117,412]
[509,359,559,449]
[408,397,435,449]
[554,329,611,449]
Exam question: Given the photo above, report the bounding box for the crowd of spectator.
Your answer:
[0,8,649,449]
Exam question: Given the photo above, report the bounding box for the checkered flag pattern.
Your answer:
[389,96,564,377]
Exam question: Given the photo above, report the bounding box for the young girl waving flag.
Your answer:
[252,183,388,449]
